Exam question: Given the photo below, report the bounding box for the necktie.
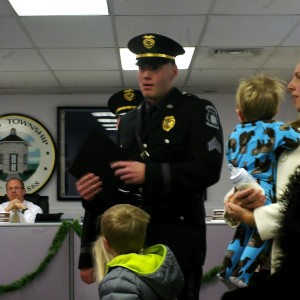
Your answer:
[11,210,20,223]
[144,104,157,125]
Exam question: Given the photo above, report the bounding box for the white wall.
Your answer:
[0,93,298,219]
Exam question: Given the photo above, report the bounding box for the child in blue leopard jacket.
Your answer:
[218,73,300,289]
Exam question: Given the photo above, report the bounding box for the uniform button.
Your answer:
[179,216,184,221]
[120,144,123,148]
[164,139,170,144]
[143,143,147,148]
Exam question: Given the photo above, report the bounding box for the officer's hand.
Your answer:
[111,161,145,185]
[76,173,103,201]
[80,268,95,284]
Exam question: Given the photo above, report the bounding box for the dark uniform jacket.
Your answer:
[79,87,224,270]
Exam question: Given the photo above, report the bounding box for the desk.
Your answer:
[0,224,70,300]
[0,222,233,300]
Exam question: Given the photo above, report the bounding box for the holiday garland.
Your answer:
[0,220,220,294]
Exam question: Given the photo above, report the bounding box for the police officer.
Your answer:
[77,33,224,299]
[78,88,143,285]
[107,88,144,127]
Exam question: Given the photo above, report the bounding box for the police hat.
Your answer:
[128,33,185,66]
[107,89,144,116]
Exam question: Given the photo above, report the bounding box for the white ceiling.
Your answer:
[1,0,300,95]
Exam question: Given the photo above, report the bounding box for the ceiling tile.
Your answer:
[40,48,120,70]
[281,21,300,46]
[111,0,213,15]
[187,69,256,88]
[201,15,300,47]
[0,18,33,48]
[213,0,300,15]
[0,0,15,15]
[0,71,60,88]
[262,47,300,69]
[55,71,122,87]
[115,16,206,46]
[21,16,115,47]
[0,49,49,71]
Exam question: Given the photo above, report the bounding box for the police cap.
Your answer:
[107,89,144,116]
[128,33,185,66]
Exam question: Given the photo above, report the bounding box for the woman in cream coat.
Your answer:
[223,61,300,274]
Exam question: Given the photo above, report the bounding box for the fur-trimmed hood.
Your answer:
[276,164,300,274]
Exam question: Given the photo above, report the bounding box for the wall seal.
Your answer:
[0,114,56,195]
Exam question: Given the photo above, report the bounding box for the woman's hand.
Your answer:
[230,188,266,209]
[224,201,256,227]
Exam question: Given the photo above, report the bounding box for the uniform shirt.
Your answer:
[0,200,43,223]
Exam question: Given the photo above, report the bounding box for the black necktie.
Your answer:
[144,104,157,124]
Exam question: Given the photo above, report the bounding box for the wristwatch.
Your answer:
[21,208,28,214]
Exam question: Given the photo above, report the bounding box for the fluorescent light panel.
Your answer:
[8,0,108,16]
[120,47,195,70]
[91,112,115,117]
[97,119,117,123]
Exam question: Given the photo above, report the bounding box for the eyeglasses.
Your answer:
[7,187,23,192]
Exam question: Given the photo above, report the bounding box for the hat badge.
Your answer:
[123,89,135,102]
[162,115,175,132]
[142,35,156,49]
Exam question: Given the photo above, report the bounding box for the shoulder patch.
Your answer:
[205,105,220,129]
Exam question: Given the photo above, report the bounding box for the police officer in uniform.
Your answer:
[107,88,144,128]
[78,88,143,285]
[77,33,224,299]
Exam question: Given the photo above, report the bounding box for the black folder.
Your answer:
[69,128,127,200]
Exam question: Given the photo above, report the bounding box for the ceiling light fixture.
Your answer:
[8,0,109,16]
[120,47,195,70]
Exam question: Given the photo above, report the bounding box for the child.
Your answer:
[92,204,184,300]
[221,165,300,299]
[218,73,300,289]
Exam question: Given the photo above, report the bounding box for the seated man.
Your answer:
[0,178,42,223]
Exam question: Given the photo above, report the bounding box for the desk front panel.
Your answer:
[0,224,70,300]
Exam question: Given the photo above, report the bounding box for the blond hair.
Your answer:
[92,204,150,281]
[236,73,286,122]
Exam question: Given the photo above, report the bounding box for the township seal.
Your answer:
[0,114,56,195]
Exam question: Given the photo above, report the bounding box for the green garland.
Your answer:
[0,220,220,294]
[201,265,223,284]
